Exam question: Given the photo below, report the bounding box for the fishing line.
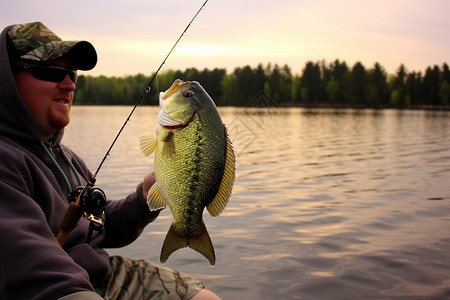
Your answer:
[92,0,209,181]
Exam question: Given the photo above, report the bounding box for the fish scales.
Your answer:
[155,114,225,236]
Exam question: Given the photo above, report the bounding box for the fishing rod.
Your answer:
[57,0,209,247]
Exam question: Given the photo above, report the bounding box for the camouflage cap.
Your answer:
[7,21,97,70]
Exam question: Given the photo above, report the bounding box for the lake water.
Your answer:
[64,106,450,300]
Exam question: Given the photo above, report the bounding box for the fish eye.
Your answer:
[183,90,194,98]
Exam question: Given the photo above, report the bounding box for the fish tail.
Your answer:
[160,222,216,266]
[189,223,216,266]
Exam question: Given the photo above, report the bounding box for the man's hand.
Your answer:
[141,169,156,199]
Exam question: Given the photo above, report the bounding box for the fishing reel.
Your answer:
[69,185,106,243]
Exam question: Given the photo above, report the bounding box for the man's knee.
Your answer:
[191,289,221,300]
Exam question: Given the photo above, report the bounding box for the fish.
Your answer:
[140,79,235,265]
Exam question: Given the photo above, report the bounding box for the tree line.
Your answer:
[74,60,450,109]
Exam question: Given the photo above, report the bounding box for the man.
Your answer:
[0,21,220,300]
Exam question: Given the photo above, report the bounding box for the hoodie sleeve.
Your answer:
[99,183,161,248]
[0,159,95,300]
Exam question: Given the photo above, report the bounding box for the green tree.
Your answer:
[329,59,349,103]
[204,68,226,102]
[441,63,449,84]
[439,82,449,105]
[299,61,322,103]
[220,73,239,106]
[405,71,422,106]
[392,64,408,107]
[423,65,441,105]
[254,64,268,96]
[349,62,367,105]
[390,89,401,107]
[368,62,388,107]
[326,80,339,103]
[234,65,257,105]
[266,64,292,102]
[439,63,449,105]
[300,87,308,102]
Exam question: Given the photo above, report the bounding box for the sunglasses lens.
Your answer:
[15,64,77,84]
[32,68,62,82]
[32,68,77,84]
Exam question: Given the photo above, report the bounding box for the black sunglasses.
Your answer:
[13,63,78,84]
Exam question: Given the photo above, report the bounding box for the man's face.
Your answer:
[13,57,76,139]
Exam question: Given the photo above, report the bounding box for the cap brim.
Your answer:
[65,41,97,71]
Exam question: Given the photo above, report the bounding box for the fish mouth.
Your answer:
[158,108,194,129]
[158,79,195,128]
[160,79,188,100]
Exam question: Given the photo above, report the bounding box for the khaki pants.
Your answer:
[95,256,205,300]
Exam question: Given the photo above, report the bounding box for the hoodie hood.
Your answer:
[0,25,63,144]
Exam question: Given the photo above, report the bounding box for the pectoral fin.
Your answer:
[207,126,236,217]
[147,183,166,211]
[140,135,157,157]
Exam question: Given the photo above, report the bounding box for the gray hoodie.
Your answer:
[0,26,159,300]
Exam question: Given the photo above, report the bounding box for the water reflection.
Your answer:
[65,107,450,300]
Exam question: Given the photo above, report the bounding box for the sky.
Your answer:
[2,0,449,77]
